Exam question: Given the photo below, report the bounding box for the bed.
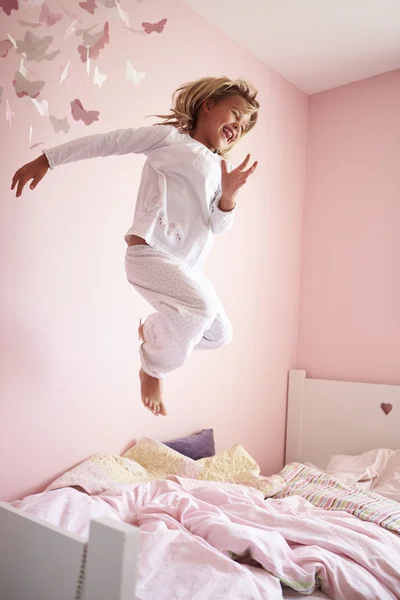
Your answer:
[1,369,399,600]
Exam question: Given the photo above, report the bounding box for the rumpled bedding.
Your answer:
[10,442,400,600]
[324,448,400,502]
[275,462,400,535]
[12,477,400,600]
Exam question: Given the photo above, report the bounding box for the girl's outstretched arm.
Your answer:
[11,125,171,197]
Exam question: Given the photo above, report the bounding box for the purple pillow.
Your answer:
[163,429,215,460]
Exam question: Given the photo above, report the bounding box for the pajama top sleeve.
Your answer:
[210,159,236,235]
[42,125,171,170]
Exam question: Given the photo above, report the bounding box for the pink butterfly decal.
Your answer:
[17,20,42,28]
[16,31,60,62]
[0,39,13,58]
[40,3,63,27]
[142,18,167,34]
[79,0,97,14]
[70,98,99,125]
[78,22,109,62]
[0,0,19,15]
[50,114,70,133]
[13,71,45,98]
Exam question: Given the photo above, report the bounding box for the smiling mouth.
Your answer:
[222,126,234,143]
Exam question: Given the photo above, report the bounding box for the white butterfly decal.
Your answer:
[93,65,107,88]
[6,99,15,126]
[31,97,49,117]
[125,61,145,85]
[19,58,28,77]
[59,61,71,83]
[7,34,17,49]
[64,18,81,39]
[115,0,129,27]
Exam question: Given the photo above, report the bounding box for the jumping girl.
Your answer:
[11,76,259,417]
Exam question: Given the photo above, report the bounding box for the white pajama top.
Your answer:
[43,124,235,268]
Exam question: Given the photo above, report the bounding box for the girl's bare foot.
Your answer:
[139,369,167,416]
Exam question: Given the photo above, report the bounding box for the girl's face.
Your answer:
[195,94,252,153]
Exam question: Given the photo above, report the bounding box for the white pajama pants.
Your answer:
[125,245,233,379]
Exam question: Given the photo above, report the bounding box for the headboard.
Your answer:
[285,370,400,468]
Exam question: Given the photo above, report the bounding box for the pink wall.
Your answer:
[0,0,308,501]
[297,70,400,384]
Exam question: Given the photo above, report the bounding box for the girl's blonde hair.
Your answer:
[151,76,259,156]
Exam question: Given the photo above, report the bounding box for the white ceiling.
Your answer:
[182,0,400,94]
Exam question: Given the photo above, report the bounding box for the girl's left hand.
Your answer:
[219,154,258,211]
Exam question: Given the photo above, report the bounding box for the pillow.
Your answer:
[163,429,215,460]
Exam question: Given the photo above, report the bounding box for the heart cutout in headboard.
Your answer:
[381,403,393,416]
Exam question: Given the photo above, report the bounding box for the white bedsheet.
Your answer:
[323,448,400,502]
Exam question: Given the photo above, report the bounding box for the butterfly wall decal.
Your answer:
[13,71,45,99]
[142,18,167,34]
[79,0,97,15]
[50,115,70,134]
[59,61,71,84]
[93,65,107,88]
[115,0,129,27]
[0,39,13,58]
[6,98,15,126]
[17,20,42,28]
[31,97,49,117]
[78,22,109,62]
[125,61,145,85]
[39,3,63,27]
[16,31,60,62]
[70,98,99,125]
[0,0,19,16]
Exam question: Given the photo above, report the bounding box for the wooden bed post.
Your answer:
[82,518,140,600]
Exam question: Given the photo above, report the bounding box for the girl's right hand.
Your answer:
[11,154,50,198]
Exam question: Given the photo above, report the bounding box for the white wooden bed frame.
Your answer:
[286,369,400,467]
[1,369,399,600]
[0,503,140,600]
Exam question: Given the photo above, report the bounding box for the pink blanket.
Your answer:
[12,478,400,599]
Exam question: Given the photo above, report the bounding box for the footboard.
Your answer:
[0,502,140,600]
